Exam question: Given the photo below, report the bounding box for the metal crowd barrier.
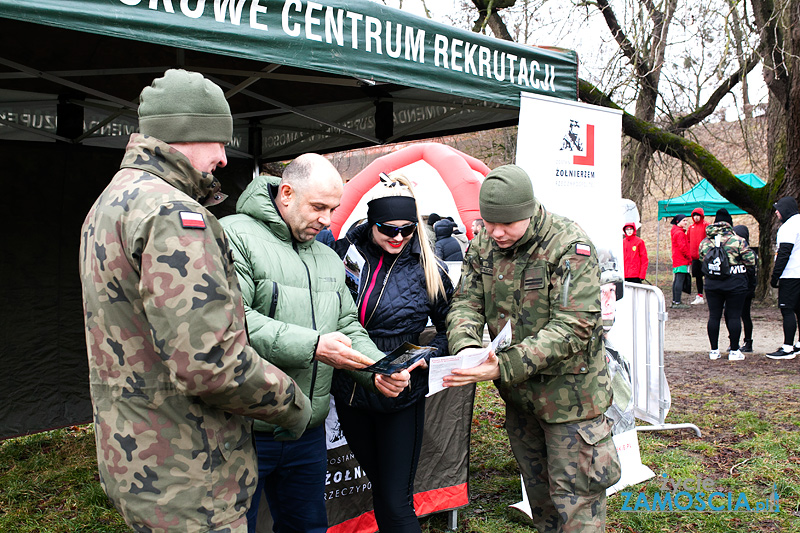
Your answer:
[622,282,700,437]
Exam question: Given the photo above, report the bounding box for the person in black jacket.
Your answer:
[332,173,454,533]
[768,196,800,359]
[698,209,756,361]
[732,225,757,352]
[433,218,464,261]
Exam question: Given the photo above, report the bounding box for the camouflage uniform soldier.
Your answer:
[79,69,311,533]
[445,165,621,532]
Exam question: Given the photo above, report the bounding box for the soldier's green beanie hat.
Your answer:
[479,164,538,223]
[138,69,232,144]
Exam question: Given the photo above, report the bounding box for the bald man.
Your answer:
[221,154,409,533]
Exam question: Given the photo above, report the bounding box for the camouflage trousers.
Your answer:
[127,515,247,533]
[505,406,621,533]
[205,516,247,533]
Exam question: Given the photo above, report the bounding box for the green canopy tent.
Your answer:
[0,0,580,440]
[654,173,764,282]
[0,3,578,526]
[657,173,766,219]
[0,0,578,161]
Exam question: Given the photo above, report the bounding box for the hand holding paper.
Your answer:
[427,322,512,396]
[375,370,410,398]
[443,350,500,387]
[315,332,374,370]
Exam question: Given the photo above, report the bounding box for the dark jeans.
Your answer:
[692,259,704,295]
[705,289,747,350]
[672,272,690,303]
[247,424,328,533]
[336,400,425,533]
[741,294,753,340]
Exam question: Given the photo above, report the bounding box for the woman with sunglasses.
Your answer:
[332,173,453,533]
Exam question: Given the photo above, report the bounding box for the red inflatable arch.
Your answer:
[330,143,489,239]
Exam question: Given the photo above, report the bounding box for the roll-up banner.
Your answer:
[515,92,623,267]
[515,92,630,360]
[512,93,654,503]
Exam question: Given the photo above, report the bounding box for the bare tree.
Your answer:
[460,0,793,297]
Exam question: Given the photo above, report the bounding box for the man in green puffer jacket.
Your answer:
[221,154,409,533]
[444,165,620,533]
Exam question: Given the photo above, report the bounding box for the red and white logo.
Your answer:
[559,119,595,166]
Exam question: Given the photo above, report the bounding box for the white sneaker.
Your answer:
[709,349,720,360]
[728,349,745,361]
[691,295,705,305]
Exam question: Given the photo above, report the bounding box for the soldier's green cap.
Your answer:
[479,164,538,223]
[138,69,232,144]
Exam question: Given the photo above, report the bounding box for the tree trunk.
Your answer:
[751,0,800,298]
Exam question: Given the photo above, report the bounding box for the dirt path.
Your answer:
[664,300,783,355]
[662,300,798,408]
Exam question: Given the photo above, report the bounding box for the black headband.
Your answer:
[367,196,418,225]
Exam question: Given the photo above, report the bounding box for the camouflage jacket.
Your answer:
[447,205,611,423]
[79,134,311,532]
[220,175,384,433]
[698,222,756,292]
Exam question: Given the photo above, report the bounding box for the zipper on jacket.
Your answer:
[268,281,279,319]
[349,382,357,405]
[561,259,572,307]
[364,256,400,327]
[350,243,399,328]
[295,242,318,410]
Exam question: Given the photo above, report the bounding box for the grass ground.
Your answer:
[1,268,798,532]
[2,372,797,532]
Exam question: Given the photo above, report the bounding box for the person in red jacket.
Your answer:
[686,207,709,305]
[622,222,648,283]
[670,215,692,308]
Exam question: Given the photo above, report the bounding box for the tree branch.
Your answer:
[595,0,652,83]
[669,50,761,132]
[578,78,776,214]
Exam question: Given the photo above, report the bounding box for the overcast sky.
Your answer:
[371,0,768,122]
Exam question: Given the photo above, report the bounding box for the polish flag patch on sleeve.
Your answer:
[575,243,591,256]
[179,211,206,229]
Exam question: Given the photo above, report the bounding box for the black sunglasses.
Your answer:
[375,222,417,238]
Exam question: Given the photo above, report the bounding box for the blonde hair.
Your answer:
[367,173,446,302]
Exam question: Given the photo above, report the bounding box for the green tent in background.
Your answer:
[657,173,765,219]
[654,173,764,283]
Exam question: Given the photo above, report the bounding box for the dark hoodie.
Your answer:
[434,219,463,261]
[733,225,757,296]
[775,196,799,221]
[772,197,800,285]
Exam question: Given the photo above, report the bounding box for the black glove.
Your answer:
[771,278,779,289]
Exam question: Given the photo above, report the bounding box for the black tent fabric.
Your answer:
[0,142,250,439]
[1,143,116,437]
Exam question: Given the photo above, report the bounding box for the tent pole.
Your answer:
[656,218,660,287]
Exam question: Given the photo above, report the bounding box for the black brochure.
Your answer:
[363,342,437,375]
